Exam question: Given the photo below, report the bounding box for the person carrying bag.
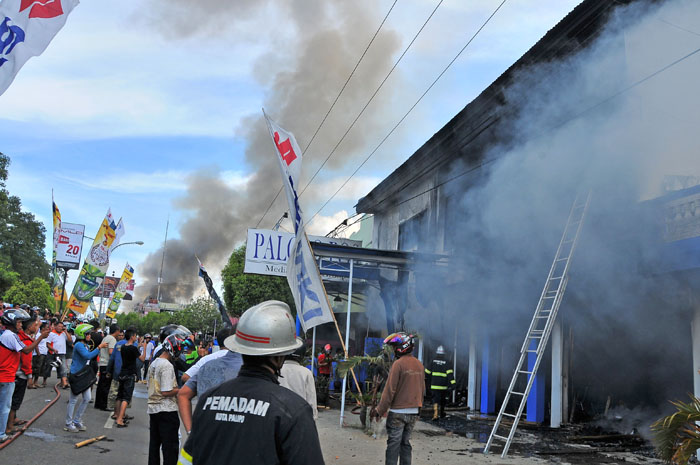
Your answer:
[64,324,107,433]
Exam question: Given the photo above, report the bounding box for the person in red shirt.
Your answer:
[0,309,48,442]
[6,315,40,435]
[317,344,333,410]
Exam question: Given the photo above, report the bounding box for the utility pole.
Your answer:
[157,216,169,303]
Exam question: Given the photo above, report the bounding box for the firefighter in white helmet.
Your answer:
[177,301,324,465]
[425,345,455,420]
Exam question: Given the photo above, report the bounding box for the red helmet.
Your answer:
[384,332,414,355]
[324,344,331,352]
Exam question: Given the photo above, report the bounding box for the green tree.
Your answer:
[222,245,295,317]
[174,297,221,334]
[0,261,19,296]
[4,277,53,309]
[0,153,51,283]
[112,311,172,336]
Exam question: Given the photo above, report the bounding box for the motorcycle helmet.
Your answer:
[159,324,191,343]
[384,332,415,356]
[163,334,186,358]
[1,308,31,327]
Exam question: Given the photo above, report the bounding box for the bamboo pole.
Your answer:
[305,234,363,399]
[75,435,106,448]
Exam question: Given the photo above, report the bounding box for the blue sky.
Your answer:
[0,0,582,301]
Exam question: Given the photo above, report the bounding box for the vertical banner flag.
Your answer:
[67,209,119,314]
[197,258,232,327]
[51,195,64,300]
[0,0,80,96]
[264,112,334,332]
[109,218,125,252]
[106,263,133,318]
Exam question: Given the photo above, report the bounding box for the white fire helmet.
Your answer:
[224,300,303,356]
[436,345,445,355]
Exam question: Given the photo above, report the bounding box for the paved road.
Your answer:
[1,381,183,464]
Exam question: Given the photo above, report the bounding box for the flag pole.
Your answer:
[304,233,363,402]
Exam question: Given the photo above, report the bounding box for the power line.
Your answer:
[299,0,445,198]
[308,0,509,225]
[254,0,400,228]
[369,44,700,212]
[345,3,621,212]
[303,0,400,159]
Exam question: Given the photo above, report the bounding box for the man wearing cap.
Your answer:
[178,301,324,465]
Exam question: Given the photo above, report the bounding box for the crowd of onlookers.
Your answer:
[0,301,324,465]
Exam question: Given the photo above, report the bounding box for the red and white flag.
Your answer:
[263,111,335,332]
[0,0,79,96]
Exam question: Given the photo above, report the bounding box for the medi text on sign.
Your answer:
[244,229,361,277]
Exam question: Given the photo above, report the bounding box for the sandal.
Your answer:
[124,415,134,420]
[14,420,28,426]
[115,423,128,428]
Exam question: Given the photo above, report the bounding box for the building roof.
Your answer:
[356,0,632,214]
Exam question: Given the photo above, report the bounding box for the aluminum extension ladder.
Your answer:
[484,191,591,458]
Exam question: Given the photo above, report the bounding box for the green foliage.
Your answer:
[115,311,173,335]
[0,153,50,283]
[336,345,394,378]
[174,297,221,334]
[114,298,223,336]
[652,395,700,465]
[222,245,295,316]
[4,277,53,309]
[0,261,19,296]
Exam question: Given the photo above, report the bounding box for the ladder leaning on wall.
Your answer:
[483,191,591,458]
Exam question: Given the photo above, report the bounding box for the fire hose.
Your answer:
[0,382,62,450]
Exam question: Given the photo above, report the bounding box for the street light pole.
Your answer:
[98,240,144,320]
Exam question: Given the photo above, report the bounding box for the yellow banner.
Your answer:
[106,263,134,318]
[51,198,64,299]
[67,210,119,314]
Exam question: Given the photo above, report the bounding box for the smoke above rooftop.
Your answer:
[134,1,401,304]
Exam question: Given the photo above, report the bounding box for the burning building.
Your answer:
[354,0,700,435]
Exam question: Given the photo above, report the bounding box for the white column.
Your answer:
[311,327,316,374]
[692,304,700,400]
[452,326,457,404]
[468,329,477,410]
[339,259,354,427]
[418,338,424,363]
[551,320,563,428]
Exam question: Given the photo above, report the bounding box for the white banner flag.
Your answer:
[264,112,334,331]
[264,112,304,234]
[0,0,79,96]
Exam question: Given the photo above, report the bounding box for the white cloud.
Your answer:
[55,169,250,194]
[306,210,351,237]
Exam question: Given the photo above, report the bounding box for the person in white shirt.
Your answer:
[47,322,69,389]
[142,334,154,383]
[279,343,317,420]
[179,344,227,384]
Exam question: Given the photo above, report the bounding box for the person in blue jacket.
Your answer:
[65,324,107,433]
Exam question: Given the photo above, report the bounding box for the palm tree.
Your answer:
[652,395,700,464]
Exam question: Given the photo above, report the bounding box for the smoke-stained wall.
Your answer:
[361,0,700,423]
